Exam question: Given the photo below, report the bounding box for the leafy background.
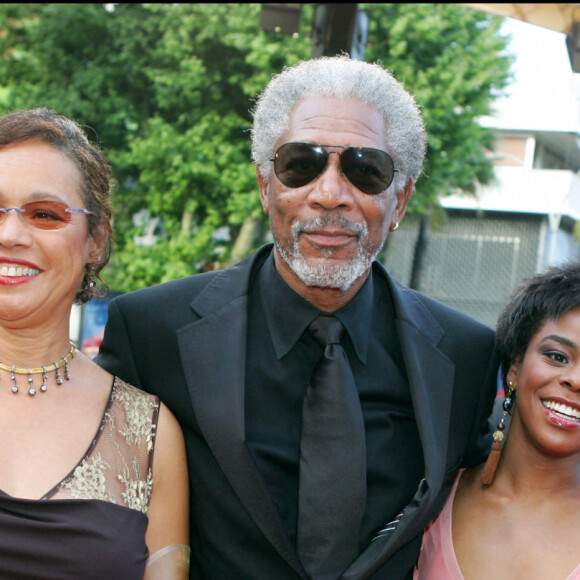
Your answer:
[0,3,513,292]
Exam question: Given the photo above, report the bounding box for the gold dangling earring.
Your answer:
[390,222,399,232]
[480,381,514,485]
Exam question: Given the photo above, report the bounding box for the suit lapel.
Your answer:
[385,269,454,497]
[343,271,455,579]
[177,247,304,575]
[176,253,456,579]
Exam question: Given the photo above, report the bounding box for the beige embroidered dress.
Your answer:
[0,377,159,579]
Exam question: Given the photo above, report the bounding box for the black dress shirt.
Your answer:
[245,252,424,550]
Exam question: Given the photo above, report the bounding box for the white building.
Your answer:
[384,19,580,328]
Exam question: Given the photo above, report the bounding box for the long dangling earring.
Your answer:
[480,381,514,485]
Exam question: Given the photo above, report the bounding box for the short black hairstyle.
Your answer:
[496,260,580,386]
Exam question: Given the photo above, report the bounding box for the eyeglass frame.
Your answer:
[269,141,398,195]
[0,203,95,231]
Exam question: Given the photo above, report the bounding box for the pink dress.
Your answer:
[414,471,580,580]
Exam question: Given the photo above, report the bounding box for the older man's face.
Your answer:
[258,96,411,294]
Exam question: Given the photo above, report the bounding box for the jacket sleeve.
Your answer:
[95,297,144,389]
[462,335,501,468]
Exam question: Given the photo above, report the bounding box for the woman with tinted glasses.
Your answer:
[0,108,189,579]
[414,261,580,580]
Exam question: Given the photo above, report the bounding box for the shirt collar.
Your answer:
[260,252,374,363]
[333,273,373,364]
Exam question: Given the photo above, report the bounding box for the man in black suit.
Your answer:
[96,55,499,580]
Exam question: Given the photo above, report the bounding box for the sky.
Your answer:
[488,17,580,131]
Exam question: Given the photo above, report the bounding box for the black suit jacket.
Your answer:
[96,244,499,580]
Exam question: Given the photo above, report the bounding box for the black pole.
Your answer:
[311,4,360,58]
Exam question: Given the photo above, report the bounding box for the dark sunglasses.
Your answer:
[271,142,397,195]
[0,201,95,231]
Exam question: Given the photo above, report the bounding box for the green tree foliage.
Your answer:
[363,3,514,212]
[0,3,513,291]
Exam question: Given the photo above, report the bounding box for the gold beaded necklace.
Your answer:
[0,342,76,396]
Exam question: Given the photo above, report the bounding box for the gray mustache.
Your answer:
[291,215,368,237]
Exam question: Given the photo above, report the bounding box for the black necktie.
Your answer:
[297,315,366,580]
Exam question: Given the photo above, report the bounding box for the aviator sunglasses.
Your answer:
[0,201,95,231]
[271,142,397,195]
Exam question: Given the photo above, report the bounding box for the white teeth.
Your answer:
[0,265,40,277]
[543,400,580,420]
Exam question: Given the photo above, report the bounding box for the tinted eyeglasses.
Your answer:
[271,142,397,195]
[0,201,95,230]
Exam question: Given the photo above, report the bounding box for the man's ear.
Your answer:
[392,177,414,225]
[257,167,270,215]
[393,177,415,222]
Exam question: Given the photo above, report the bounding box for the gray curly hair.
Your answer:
[251,55,427,192]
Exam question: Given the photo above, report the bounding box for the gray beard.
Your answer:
[275,215,380,291]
